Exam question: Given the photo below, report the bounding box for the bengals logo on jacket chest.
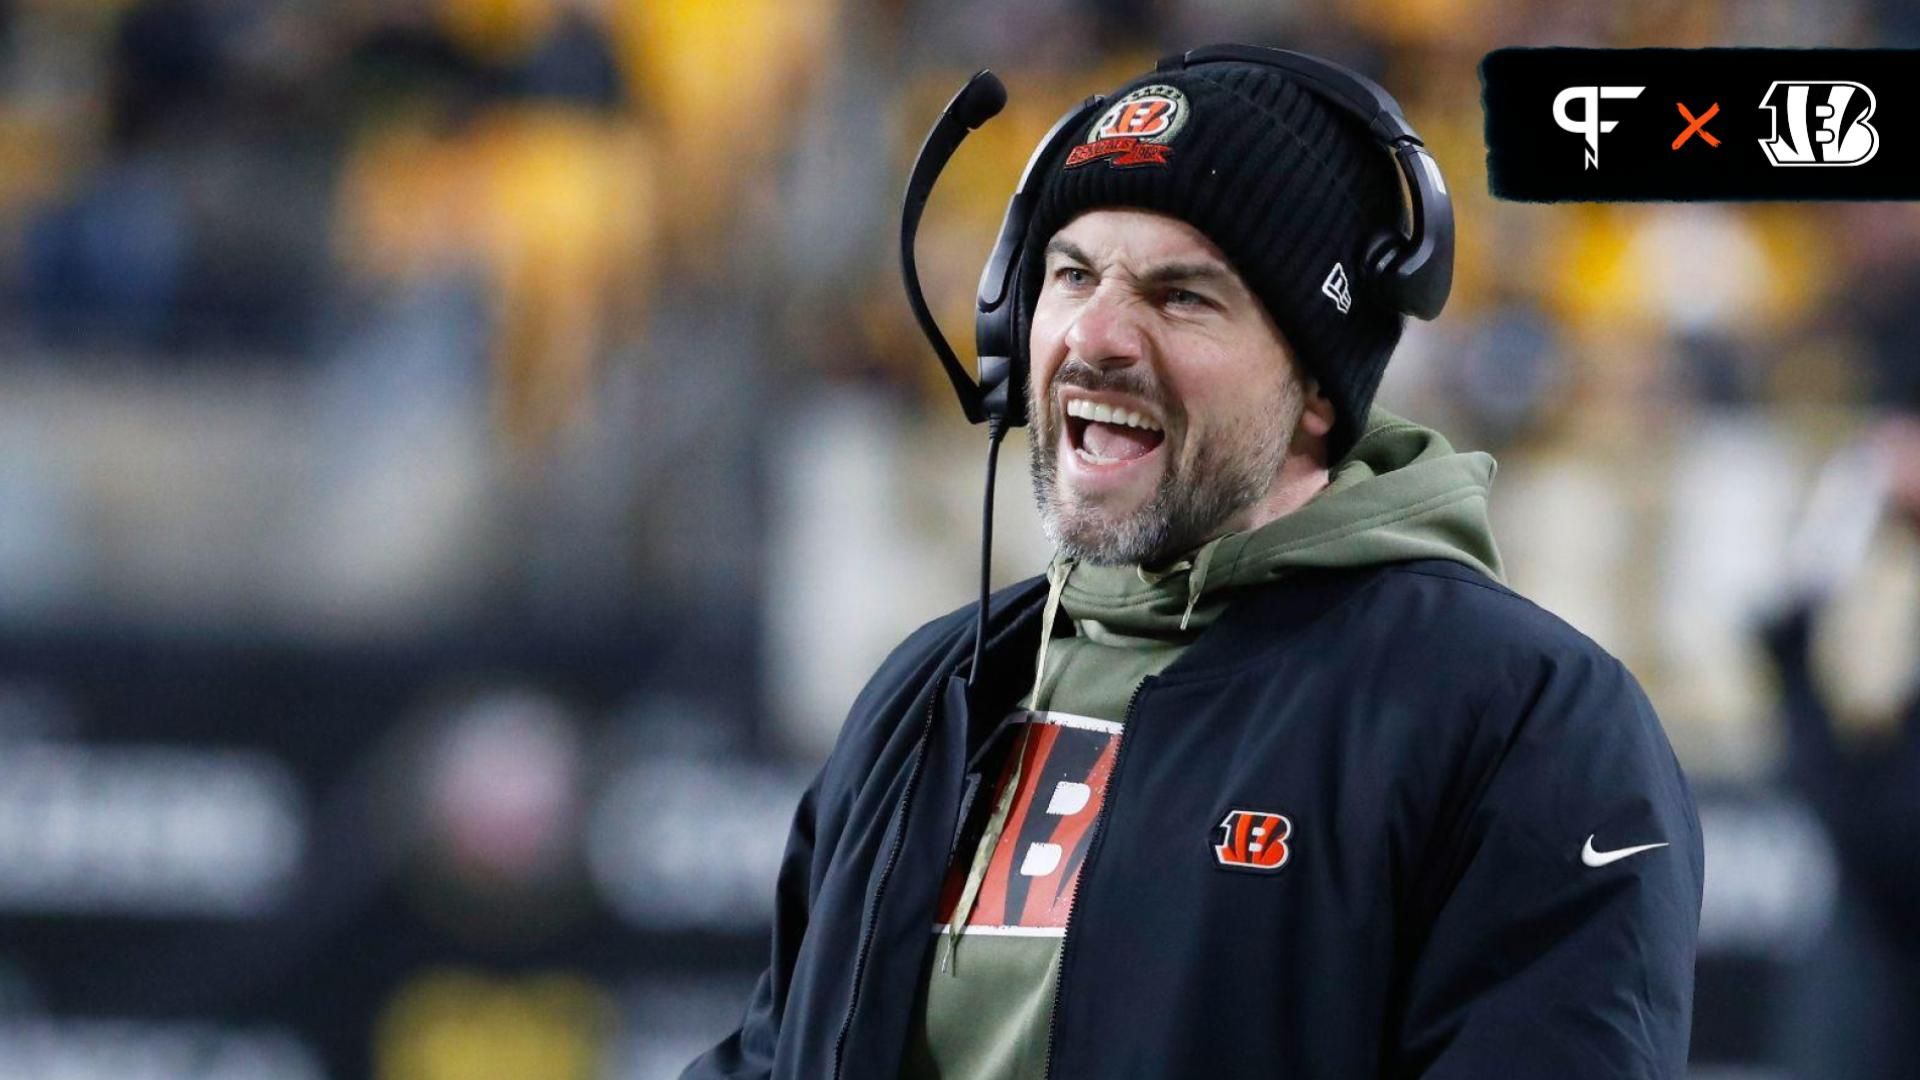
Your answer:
[1213,809,1293,872]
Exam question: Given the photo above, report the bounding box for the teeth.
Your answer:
[1064,398,1162,432]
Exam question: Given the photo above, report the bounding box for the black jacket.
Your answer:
[686,560,1703,1079]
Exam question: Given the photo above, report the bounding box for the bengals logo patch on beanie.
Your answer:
[1066,84,1191,169]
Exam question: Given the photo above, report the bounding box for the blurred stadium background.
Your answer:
[0,0,1917,1076]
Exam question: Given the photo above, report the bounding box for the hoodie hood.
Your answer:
[1056,407,1504,639]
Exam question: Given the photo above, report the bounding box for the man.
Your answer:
[1766,412,1920,1077]
[687,51,1703,1079]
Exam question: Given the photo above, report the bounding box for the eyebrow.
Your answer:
[1044,237,1094,265]
[1139,262,1233,289]
[1043,236,1233,289]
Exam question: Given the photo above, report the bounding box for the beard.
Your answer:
[1027,359,1303,567]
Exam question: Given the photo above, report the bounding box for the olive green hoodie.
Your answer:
[1028,405,1503,716]
[903,407,1503,1080]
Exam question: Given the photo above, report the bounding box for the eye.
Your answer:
[1163,287,1210,309]
[1053,265,1092,289]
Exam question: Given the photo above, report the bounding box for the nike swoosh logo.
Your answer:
[1582,835,1669,868]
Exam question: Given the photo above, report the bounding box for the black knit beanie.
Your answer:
[1020,58,1408,462]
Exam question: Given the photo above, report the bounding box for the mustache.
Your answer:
[1047,360,1170,416]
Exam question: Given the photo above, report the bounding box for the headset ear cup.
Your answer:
[1006,256,1032,427]
[1362,230,1405,309]
[973,238,1031,428]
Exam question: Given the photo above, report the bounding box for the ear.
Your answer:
[1298,378,1336,440]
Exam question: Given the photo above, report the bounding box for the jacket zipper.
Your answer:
[832,691,940,1080]
[1043,676,1153,1079]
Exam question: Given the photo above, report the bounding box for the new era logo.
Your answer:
[1321,263,1352,314]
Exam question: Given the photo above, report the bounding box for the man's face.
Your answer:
[1027,208,1313,566]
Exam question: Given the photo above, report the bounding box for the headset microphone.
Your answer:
[902,71,1107,430]
[900,69,1008,426]
[899,68,1020,694]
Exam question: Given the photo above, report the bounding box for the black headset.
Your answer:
[901,44,1455,432]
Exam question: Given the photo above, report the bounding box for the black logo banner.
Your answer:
[1482,48,1920,200]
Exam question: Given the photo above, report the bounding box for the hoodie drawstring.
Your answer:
[1030,557,1073,706]
[1179,541,1217,631]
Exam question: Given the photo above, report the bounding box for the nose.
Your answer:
[1062,284,1147,370]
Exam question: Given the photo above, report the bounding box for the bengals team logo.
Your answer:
[1213,809,1292,872]
[1757,81,1879,167]
[1065,84,1190,170]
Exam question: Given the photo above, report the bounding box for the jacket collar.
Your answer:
[966,560,1427,718]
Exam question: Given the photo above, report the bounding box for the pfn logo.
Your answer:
[1552,85,1645,169]
[1758,81,1879,166]
[1213,809,1292,872]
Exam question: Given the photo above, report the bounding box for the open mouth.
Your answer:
[1064,398,1166,466]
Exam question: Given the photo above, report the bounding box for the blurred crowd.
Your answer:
[0,0,1916,758]
[2,0,1920,1076]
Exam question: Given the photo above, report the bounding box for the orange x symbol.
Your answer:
[1673,102,1720,149]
